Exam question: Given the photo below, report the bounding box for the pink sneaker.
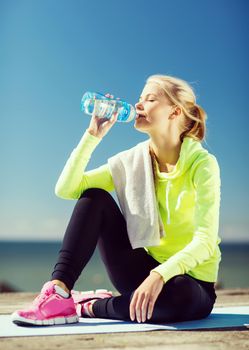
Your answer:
[71,288,113,317]
[11,281,79,326]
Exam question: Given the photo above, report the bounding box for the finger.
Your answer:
[105,93,113,98]
[129,293,138,321]
[141,294,150,322]
[110,111,118,123]
[147,299,155,320]
[135,294,144,323]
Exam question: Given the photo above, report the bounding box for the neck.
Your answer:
[149,132,182,169]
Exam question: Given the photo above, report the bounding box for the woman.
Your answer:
[11,74,221,326]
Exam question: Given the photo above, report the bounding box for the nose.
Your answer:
[135,101,144,111]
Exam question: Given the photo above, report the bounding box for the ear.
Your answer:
[174,106,182,116]
[169,105,182,119]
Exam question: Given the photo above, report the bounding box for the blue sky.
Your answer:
[0,0,248,242]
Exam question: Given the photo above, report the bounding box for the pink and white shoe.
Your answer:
[11,281,79,326]
[71,288,113,317]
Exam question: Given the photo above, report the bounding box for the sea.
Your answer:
[0,241,248,293]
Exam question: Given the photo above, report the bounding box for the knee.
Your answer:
[149,276,200,323]
[79,188,112,201]
[165,275,199,303]
[77,188,116,212]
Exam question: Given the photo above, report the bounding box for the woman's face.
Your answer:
[134,82,177,134]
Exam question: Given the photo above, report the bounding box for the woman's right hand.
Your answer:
[87,93,120,139]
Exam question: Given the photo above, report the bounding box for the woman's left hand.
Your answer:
[129,271,165,323]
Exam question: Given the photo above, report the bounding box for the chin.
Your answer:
[134,123,151,134]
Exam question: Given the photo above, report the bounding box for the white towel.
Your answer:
[107,139,166,249]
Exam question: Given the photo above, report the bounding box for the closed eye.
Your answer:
[138,99,156,103]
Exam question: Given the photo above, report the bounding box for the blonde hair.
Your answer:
[145,74,207,143]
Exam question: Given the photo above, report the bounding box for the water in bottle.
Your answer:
[81,91,136,122]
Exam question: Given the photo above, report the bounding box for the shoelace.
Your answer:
[32,289,52,306]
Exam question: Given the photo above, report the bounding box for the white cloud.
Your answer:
[0,216,68,241]
[0,214,248,242]
[219,223,249,242]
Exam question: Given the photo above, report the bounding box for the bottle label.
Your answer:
[93,100,118,119]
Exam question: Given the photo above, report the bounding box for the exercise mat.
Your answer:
[1,306,249,337]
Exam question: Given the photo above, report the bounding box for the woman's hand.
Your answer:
[87,93,120,139]
[129,271,165,323]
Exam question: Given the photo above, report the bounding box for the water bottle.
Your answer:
[80,91,136,122]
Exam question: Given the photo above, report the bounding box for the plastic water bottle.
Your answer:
[80,91,136,122]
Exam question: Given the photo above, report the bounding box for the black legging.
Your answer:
[51,188,217,323]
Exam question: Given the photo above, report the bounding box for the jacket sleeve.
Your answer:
[54,129,115,199]
[150,155,221,284]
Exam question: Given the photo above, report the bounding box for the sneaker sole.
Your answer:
[11,311,79,326]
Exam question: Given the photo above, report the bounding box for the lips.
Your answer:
[136,113,146,119]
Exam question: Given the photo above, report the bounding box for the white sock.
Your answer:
[54,284,69,298]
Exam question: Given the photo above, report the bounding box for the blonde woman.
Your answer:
[12,74,221,326]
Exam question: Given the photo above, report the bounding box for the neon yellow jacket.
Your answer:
[55,129,222,284]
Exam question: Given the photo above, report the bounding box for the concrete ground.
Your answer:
[0,288,249,350]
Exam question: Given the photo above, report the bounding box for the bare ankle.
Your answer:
[89,300,96,317]
[51,280,70,294]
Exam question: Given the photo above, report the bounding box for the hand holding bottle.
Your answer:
[87,93,120,139]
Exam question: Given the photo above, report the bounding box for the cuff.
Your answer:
[150,260,182,284]
[75,129,102,156]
